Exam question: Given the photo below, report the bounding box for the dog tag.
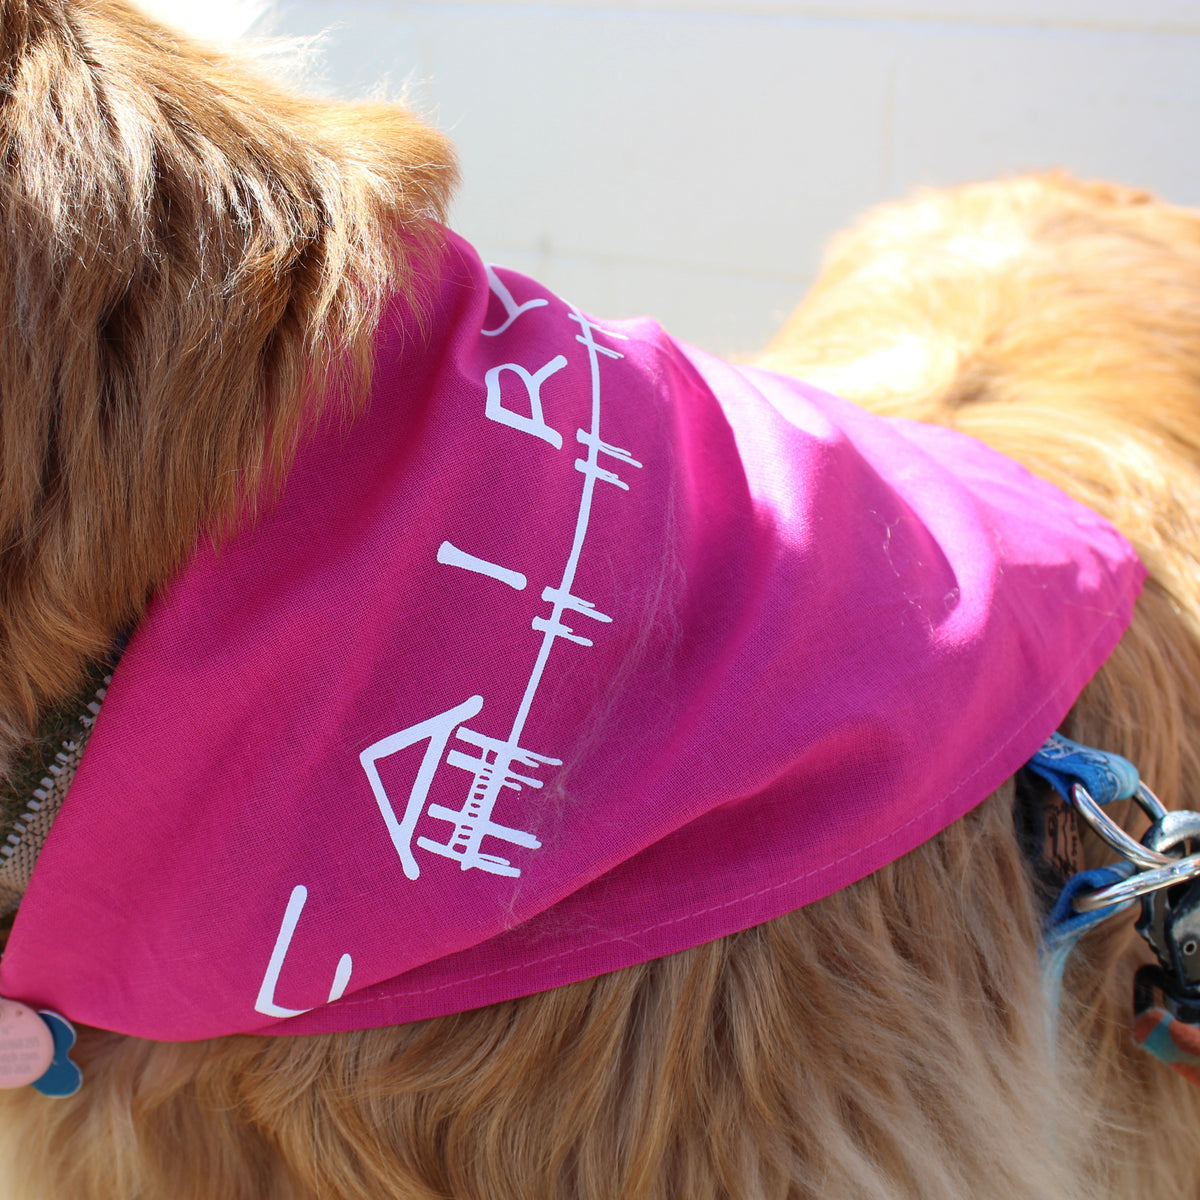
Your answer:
[0,997,55,1088]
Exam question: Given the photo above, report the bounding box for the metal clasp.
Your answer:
[1073,806,1200,913]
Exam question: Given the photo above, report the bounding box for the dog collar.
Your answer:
[1030,733,1200,1084]
[0,663,114,917]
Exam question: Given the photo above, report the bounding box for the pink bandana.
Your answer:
[0,230,1143,1041]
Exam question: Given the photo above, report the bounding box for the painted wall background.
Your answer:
[140,1,1200,356]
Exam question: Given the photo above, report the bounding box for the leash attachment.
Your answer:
[1029,733,1200,1080]
[1129,810,1200,1077]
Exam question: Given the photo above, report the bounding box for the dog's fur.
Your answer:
[0,2,1199,1197]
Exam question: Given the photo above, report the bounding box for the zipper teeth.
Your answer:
[0,676,110,866]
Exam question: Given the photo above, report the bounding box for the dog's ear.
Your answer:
[0,0,457,764]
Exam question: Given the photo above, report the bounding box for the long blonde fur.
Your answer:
[0,0,455,767]
[0,5,1197,1197]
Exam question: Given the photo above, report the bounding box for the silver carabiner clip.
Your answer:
[1074,808,1200,913]
[1069,782,1173,872]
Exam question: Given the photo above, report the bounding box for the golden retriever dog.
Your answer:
[0,3,1199,1199]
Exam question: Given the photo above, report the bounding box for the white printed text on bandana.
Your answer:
[253,272,638,1020]
[358,275,639,880]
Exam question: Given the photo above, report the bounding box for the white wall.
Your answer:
[144,1,1200,357]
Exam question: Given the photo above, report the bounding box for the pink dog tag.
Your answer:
[0,997,54,1088]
